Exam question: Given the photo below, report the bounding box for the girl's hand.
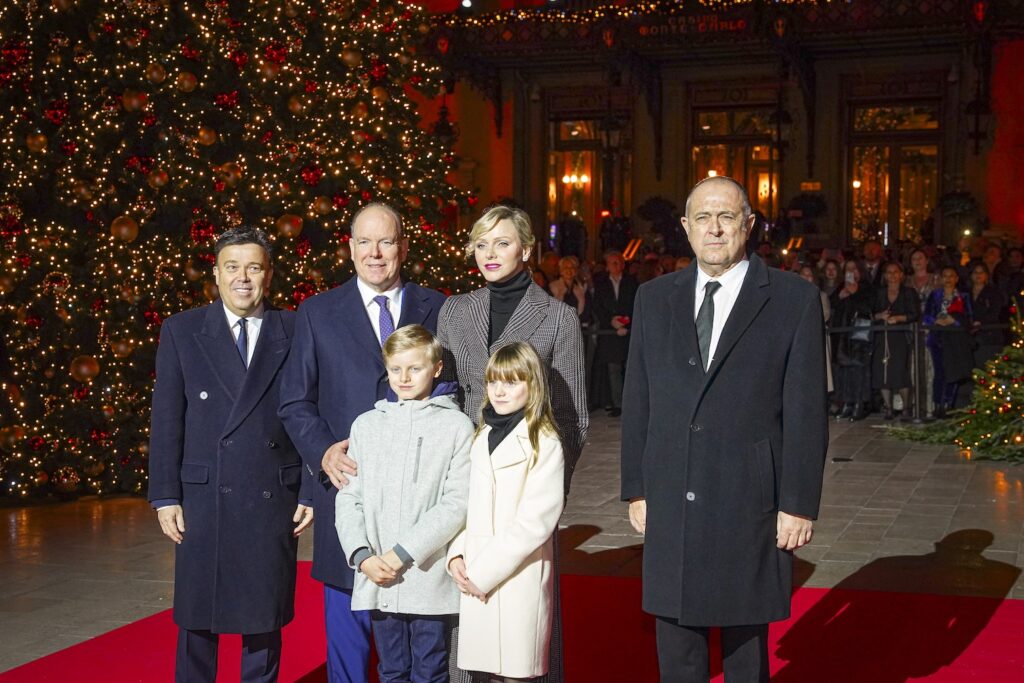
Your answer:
[463,577,488,603]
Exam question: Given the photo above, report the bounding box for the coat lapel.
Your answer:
[222,306,290,437]
[699,255,771,394]
[670,264,701,373]
[194,302,245,403]
[396,282,432,328]
[465,287,492,359]
[340,279,386,372]
[492,283,548,352]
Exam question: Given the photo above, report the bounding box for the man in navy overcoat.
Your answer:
[279,203,447,683]
[149,227,314,682]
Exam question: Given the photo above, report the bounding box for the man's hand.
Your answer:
[380,549,405,573]
[628,497,647,535]
[777,511,813,550]
[321,439,358,489]
[157,505,185,544]
[292,504,314,537]
[359,556,398,586]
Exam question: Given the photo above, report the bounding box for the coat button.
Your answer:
[219,486,231,494]
[688,357,697,366]
[690,424,701,432]
[267,440,278,449]
[381,602,389,608]
[199,391,208,400]
[686,492,696,501]
[263,491,272,499]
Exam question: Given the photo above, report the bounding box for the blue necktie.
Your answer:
[374,295,395,345]
[236,317,248,368]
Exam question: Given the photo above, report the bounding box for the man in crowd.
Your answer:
[621,176,827,682]
[592,250,638,417]
[279,202,447,683]
[149,227,314,682]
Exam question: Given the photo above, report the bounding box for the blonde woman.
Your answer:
[448,343,565,682]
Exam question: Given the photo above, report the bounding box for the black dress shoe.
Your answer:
[851,404,866,421]
[609,408,622,417]
[838,405,853,419]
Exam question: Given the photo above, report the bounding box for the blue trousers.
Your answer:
[324,584,373,683]
[175,628,280,683]
[370,612,449,683]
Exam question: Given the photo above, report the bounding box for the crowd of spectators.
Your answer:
[535,234,1022,422]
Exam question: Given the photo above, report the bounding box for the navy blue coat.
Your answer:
[148,302,311,634]
[279,279,447,588]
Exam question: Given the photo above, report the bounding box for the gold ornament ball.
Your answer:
[147,169,169,189]
[110,338,134,358]
[351,102,369,120]
[418,23,431,35]
[122,89,148,112]
[197,127,217,146]
[259,61,280,80]
[0,425,26,453]
[69,355,100,383]
[313,196,333,215]
[342,48,363,67]
[84,461,105,477]
[101,404,115,420]
[0,274,15,296]
[371,86,389,103]
[397,53,411,66]
[48,52,63,66]
[348,152,363,168]
[288,96,305,115]
[336,243,351,262]
[405,195,421,209]
[218,162,243,188]
[54,466,81,493]
[185,260,204,282]
[73,181,93,201]
[203,281,219,302]
[177,71,198,92]
[276,214,304,238]
[110,215,139,242]
[377,177,393,193]
[146,62,167,84]
[26,132,48,153]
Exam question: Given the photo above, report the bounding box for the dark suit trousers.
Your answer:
[176,628,281,683]
[655,618,769,683]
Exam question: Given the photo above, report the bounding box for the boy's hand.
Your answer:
[381,549,405,573]
[359,556,398,586]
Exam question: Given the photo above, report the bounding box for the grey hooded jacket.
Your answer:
[335,394,474,614]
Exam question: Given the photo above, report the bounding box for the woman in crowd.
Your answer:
[968,263,1007,368]
[923,266,974,418]
[871,262,919,419]
[831,260,874,420]
[436,204,588,683]
[799,265,834,395]
[820,259,841,298]
[547,255,592,324]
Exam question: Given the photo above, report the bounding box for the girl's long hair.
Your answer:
[477,342,559,463]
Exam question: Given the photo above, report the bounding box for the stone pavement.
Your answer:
[2,412,1023,672]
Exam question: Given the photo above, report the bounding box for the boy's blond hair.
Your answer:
[382,324,443,365]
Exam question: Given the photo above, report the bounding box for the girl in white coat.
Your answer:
[447,342,565,682]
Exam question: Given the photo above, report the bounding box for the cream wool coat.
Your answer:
[447,420,565,679]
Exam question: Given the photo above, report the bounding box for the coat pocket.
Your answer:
[279,463,302,489]
[180,463,209,484]
[753,439,777,514]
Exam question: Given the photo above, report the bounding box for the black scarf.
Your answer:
[482,405,526,455]
[487,269,532,346]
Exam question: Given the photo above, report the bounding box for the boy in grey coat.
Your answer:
[335,325,473,682]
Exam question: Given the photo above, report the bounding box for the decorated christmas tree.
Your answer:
[894,304,1024,463]
[0,0,473,497]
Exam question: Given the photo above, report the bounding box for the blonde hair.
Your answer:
[382,324,443,365]
[464,205,536,262]
[477,342,558,463]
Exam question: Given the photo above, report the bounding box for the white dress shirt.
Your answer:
[694,259,749,370]
[609,274,622,300]
[356,278,404,346]
[223,302,264,366]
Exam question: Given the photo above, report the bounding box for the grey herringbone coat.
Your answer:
[436,282,588,491]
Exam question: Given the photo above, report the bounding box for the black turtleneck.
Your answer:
[483,405,526,454]
[487,268,532,346]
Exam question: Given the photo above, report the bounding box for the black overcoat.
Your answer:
[620,255,828,626]
[592,273,639,365]
[278,280,447,588]
[148,302,311,634]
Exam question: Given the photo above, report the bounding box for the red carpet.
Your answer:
[3,564,1023,682]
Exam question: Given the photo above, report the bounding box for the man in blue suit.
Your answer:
[279,203,448,683]
[149,227,314,682]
